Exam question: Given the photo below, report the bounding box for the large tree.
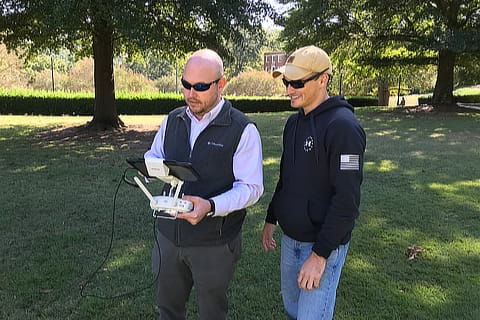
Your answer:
[0,0,274,130]
[278,0,480,109]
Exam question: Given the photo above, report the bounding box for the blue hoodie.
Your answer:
[266,96,366,258]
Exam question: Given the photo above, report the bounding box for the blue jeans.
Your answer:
[280,234,349,320]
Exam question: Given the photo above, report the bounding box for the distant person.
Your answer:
[400,96,406,107]
[145,48,264,320]
[262,45,366,320]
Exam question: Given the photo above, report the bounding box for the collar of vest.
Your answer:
[177,99,233,127]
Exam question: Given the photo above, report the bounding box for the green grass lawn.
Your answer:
[454,85,480,96]
[1,108,479,319]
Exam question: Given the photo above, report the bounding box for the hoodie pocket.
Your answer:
[307,197,330,227]
[272,191,316,235]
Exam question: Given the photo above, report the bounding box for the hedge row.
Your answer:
[418,94,480,105]
[0,94,378,115]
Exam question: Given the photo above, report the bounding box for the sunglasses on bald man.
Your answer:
[181,77,222,92]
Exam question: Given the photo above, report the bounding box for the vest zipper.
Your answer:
[175,220,180,245]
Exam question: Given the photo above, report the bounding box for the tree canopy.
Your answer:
[0,0,275,129]
[278,0,480,108]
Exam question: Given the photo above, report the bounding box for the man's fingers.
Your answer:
[297,275,320,290]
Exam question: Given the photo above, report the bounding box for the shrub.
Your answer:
[28,57,158,93]
[345,96,379,108]
[418,94,480,105]
[63,58,94,91]
[30,69,69,91]
[224,69,284,97]
[156,75,181,93]
[115,67,157,92]
[0,44,31,89]
[0,89,379,115]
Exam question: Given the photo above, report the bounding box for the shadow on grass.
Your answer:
[34,124,158,153]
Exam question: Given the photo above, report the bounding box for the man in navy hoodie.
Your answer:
[262,45,366,320]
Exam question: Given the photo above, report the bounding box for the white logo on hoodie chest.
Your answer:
[304,136,314,152]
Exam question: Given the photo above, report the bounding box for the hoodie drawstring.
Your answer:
[309,116,320,166]
[292,116,299,164]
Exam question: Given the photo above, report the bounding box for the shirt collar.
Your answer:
[186,98,225,123]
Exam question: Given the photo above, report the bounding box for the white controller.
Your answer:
[149,195,193,213]
[133,176,193,214]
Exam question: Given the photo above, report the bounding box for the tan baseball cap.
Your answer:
[273,45,333,80]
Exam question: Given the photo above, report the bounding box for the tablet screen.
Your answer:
[163,160,200,182]
[126,158,200,182]
[126,157,153,178]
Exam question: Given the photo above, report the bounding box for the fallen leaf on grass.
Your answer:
[39,288,52,294]
[405,245,424,260]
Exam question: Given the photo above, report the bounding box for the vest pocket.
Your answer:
[177,217,224,244]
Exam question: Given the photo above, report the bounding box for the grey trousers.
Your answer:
[152,230,242,320]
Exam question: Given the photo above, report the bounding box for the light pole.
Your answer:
[50,55,55,92]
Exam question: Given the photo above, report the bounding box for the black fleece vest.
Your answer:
[158,100,252,246]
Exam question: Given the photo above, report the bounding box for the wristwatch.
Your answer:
[207,199,215,217]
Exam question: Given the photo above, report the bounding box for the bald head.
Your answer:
[181,49,227,119]
[185,49,224,78]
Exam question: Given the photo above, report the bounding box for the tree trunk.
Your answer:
[377,77,390,106]
[87,21,124,130]
[432,49,455,109]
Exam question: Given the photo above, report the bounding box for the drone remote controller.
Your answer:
[149,195,193,213]
[133,176,193,214]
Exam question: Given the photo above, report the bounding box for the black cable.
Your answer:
[79,168,162,300]
[122,168,141,187]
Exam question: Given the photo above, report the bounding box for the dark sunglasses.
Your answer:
[181,77,222,92]
[282,68,328,89]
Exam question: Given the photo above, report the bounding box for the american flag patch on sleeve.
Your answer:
[340,154,360,170]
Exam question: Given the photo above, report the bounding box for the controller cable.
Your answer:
[79,168,162,300]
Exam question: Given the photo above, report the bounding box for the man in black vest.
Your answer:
[145,49,264,320]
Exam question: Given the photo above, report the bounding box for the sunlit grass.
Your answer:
[454,86,480,95]
[0,114,166,128]
[413,283,448,307]
[262,157,280,166]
